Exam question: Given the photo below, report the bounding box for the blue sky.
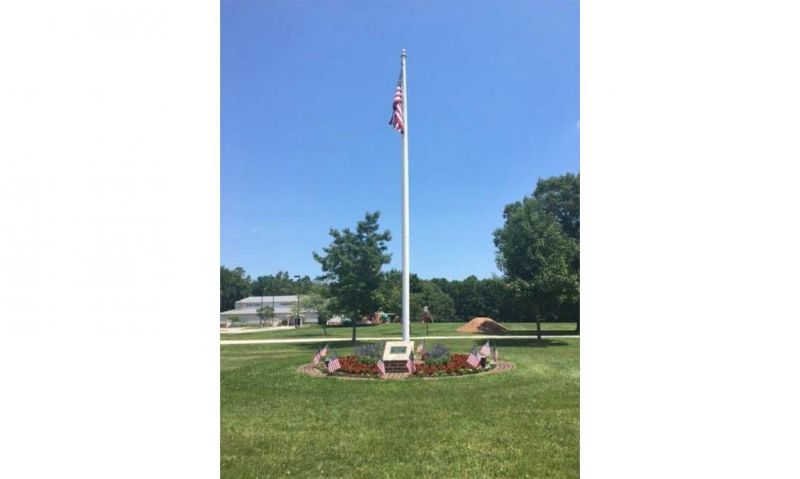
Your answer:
[221,0,579,281]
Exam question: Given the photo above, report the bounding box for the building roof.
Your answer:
[235,295,299,304]
[221,305,317,316]
[221,307,262,316]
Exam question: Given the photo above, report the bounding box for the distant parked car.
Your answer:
[327,316,343,326]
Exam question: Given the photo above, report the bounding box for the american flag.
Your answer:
[389,78,404,134]
[377,359,386,377]
[416,340,425,355]
[406,354,416,373]
[327,351,341,373]
[467,347,481,369]
[312,348,322,366]
[479,341,491,357]
[319,344,329,357]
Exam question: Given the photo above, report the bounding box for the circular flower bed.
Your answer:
[302,343,507,379]
[299,359,512,380]
[311,353,497,378]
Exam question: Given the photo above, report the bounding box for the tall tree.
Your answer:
[220,266,253,312]
[313,211,392,342]
[494,193,579,336]
[533,173,580,241]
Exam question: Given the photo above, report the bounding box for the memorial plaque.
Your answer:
[382,340,415,361]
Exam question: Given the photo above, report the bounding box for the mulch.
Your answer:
[455,317,510,334]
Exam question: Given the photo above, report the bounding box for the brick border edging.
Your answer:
[296,360,515,381]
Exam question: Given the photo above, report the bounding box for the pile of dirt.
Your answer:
[456,317,509,334]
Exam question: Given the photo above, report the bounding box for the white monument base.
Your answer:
[382,340,415,373]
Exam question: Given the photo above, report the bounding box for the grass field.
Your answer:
[221,337,579,478]
[221,322,578,341]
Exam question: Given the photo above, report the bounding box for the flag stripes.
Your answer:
[467,347,481,369]
[389,78,404,133]
[327,351,341,373]
[312,348,322,366]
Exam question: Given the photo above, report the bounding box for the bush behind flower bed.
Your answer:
[423,343,450,365]
[353,342,385,364]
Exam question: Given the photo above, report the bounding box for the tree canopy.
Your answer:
[533,173,580,240]
[493,173,580,321]
[313,211,392,341]
[220,266,252,312]
[251,271,312,296]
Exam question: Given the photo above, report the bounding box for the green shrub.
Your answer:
[423,343,450,365]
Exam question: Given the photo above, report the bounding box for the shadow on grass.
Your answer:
[288,340,390,352]
[483,338,572,349]
[495,330,578,336]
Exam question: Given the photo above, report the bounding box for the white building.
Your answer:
[220,295,319,327]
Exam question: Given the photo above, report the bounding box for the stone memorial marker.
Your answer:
[382,340,415,373]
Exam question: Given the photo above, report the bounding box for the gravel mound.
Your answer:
[456,317,509,334]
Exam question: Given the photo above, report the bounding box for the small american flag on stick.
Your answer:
[406,354,416,374]
[327,351,341,373]
[416,340,425,355]
[319,344,329,357]
[467,347,481,369]
[312,348,322,366]
[479,341,491,357]
[377,359,386,377]
[389,77,404,134]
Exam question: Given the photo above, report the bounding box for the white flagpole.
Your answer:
[400,48,411,342]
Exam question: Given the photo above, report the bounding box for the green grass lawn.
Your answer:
[221,338,579,478]
[221,322,578,341]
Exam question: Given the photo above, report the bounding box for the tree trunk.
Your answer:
[536,308,542,341]
[351,317,357,343]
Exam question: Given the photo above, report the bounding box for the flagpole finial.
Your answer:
[401,48,407,57]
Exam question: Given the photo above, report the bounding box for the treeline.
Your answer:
[378,272,577,323]
[221,173,579,324]
[220,266,576,323]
